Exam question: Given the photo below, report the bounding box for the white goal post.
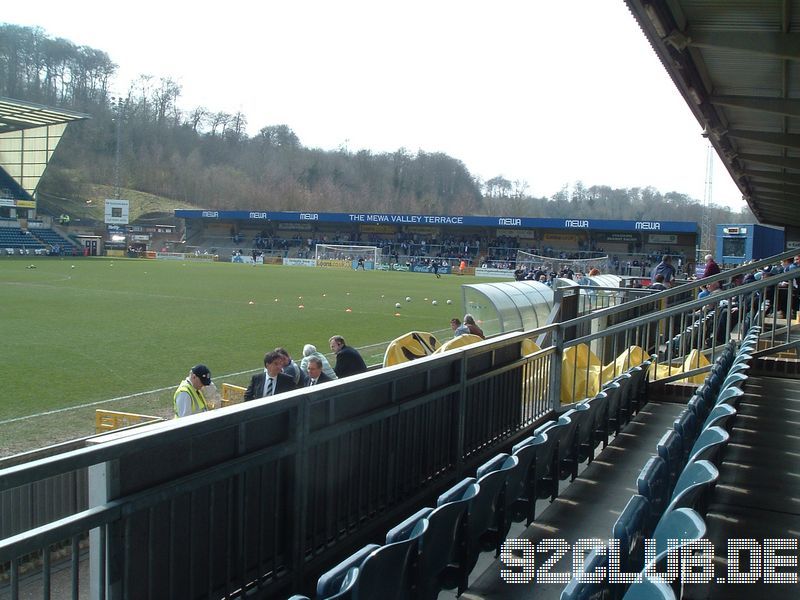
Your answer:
[514,250,609,274]
[314,244,382,268]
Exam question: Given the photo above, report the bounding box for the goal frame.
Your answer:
[515,250,609,274]
[314,244,381,267]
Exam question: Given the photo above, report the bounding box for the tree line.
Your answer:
[1,23,752,226]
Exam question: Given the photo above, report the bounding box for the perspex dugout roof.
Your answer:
[461,280,555,337]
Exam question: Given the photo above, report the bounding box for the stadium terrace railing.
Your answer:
[553,249,800,403]
[1,249,797,599]
[0,331,555,599]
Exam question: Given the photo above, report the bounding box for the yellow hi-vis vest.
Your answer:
[173,379,208,418]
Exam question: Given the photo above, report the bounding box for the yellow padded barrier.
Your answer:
[433,334,483,354]
[561,344,647,404]
[383,331,440,367]
[221,383,246,407]
[650,349,710,384]
[95,410,163,433]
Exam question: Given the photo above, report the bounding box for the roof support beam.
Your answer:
[743,169,800,185]
[750,183,800,199]
[738,152,800,171]
[728,129,800,150]
[710,96,800,117]
[681,30,800,61]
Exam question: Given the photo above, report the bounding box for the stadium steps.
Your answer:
[683,375,800,600]
[448,400,687,600]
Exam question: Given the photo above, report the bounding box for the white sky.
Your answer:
[4,0,746,210]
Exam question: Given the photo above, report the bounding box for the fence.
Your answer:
[0,333,552,599]
[2,248,798,599]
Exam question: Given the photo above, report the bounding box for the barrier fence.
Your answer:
[1,248,797,599]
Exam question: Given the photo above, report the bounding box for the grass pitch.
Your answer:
[1,257,501,452]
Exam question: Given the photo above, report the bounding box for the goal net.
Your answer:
[315,244,382,269]
[514,250,609,276]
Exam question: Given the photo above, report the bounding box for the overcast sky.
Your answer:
[4,1,746,210]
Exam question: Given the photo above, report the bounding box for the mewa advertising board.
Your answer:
[175,210,698,234]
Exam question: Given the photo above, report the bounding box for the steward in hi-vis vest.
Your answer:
[173,364,212,418]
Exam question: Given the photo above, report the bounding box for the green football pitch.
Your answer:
[0,257,503,432]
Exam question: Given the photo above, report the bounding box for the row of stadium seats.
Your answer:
[0,227,77,251]
[32,227,78,249]
[559,328,758,599]
[284,359,653,600]
[0,227,44,249]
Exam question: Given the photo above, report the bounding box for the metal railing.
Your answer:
[2,249,798,599]
[0,333,553,599]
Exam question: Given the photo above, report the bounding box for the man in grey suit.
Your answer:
[244,351,297,400]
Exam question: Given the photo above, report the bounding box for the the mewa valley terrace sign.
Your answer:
[174,210,698,233]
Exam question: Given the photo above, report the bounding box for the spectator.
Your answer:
[450,318,470,337]
[702,254,721,278]
[329,335,368,378]
[463,314,485,339]
[244,351,297,400]
[173,364,213,418]
[651,255,676,287]
[306,356,334,386]
[300,344,338,380]
[648,274,668,291]
[275,347,307,387]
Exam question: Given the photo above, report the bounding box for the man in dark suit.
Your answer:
[329,335,368,378]
[244,351,297,400]
[305,357,333,387]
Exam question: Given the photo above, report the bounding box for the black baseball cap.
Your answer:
[191,364,212,386]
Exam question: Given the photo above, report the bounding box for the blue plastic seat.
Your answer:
[645,507,707,595]
[686,426,729,466]
[395,478,478,599]
[720,371,748,392]
[318,513,429,600]
[559,547,610,600]
[474,453,521,557]
[512,431,557,522]
[545,414,580,484]
[580,391,608,461]
[672,410,699,463]
[727,361,751,377]
[602,380,623,436]
[715,386,744,408]
[628,363,649,414]
[359,515,429,600]
[666,459,719,516]
[442,460,515,593]
[617,372,634,426]
[317,544,378,599]
[636,456,668,533]
[656,430,683,493]
[693,383,715,417]
[702,403,737,432]
[612,494,651,577]
[562,404,592,478]
[685,394,707,422]
[621,577,676,600]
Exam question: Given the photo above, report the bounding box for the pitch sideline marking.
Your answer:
[1,329,453,426]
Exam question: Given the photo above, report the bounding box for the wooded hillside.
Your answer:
[0,23,752,225]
